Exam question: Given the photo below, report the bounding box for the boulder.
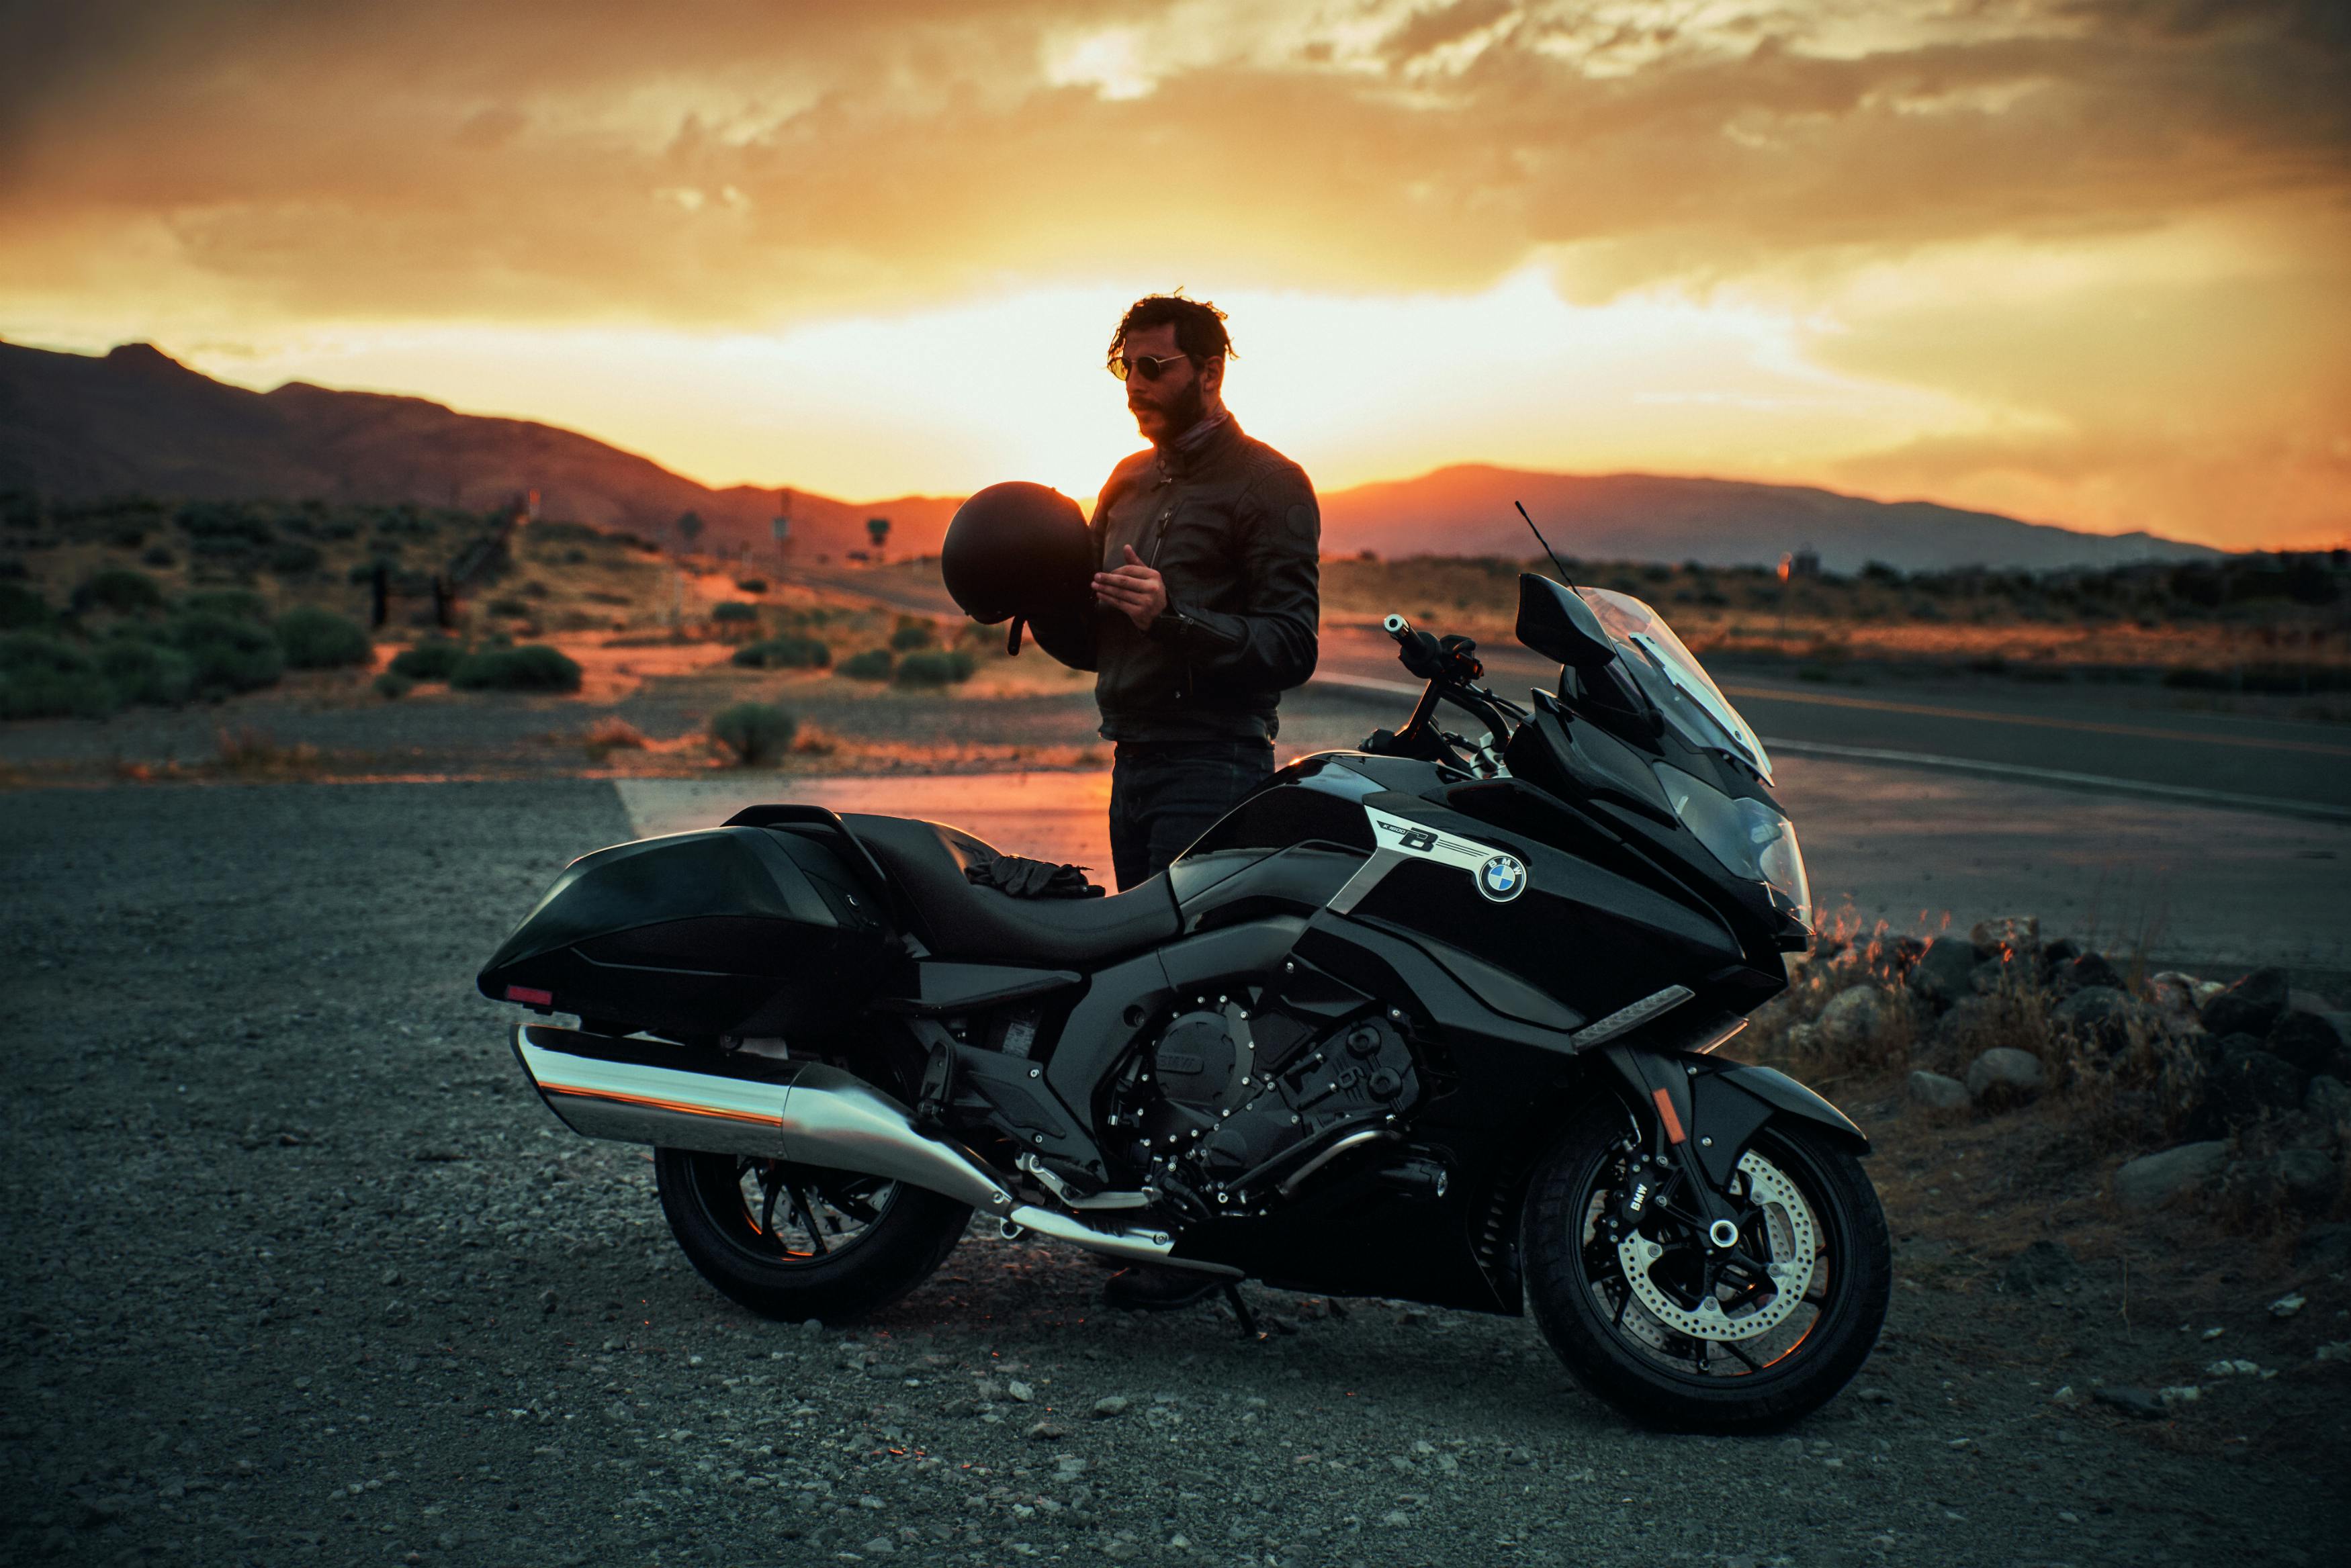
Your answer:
[2246,1148,2338,1210]
[2037,937,2082,980]
[2002,1239,2080,1296]
[1906,938,1980,1011]
[1969,958,2015,997]
[2294,1222,2351,1271]
[2114,1141,2228,1209]
[2268,1010,2351,1075]
[1969,914,2040,958]
[2211,1048,2308,1123]
[2149,972,2203,1025]
[1931,994,2004,1054]
[2307,1074,2351,1126]
[2201,967,2290,1038]
[1967,1047,2045,1106]
[1906,1070,1970,1111]
[2051,986,2135,1052]
[1815,985,1887,1055]
[2057,951,2125,993]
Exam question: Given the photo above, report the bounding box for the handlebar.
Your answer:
[1370,613,1522,776]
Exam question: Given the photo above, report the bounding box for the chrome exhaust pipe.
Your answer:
[508,1025,1236,1275]
[511,1024,1014,1215]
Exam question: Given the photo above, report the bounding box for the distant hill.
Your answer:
[0,340,2218,571]
[1319,465,2218,573]
[0,340,959,560]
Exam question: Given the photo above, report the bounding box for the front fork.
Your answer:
[1600,1045,1777,1256]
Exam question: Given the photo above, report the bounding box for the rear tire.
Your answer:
[654,1148,971,1324]
[1521,1097,1890,1434]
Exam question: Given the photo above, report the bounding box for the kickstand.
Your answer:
[1224,1283,1267,1342]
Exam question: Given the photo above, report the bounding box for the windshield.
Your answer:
[1574,587,1774,782]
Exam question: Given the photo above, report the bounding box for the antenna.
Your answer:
[1515,500,1575,587]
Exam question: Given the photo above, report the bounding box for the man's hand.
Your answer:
[1093,544,1169,631]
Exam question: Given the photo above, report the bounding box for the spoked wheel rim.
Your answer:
[1572,1128,1843,1385]
[677,1153,900,1268]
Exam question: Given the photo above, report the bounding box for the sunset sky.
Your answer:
[3,0,2346,549]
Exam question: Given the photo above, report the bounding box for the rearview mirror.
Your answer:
[1516,575,1619,670]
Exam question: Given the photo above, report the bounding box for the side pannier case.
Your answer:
[475,825,891,1040]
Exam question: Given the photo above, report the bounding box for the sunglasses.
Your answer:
[1110,352,1192,383]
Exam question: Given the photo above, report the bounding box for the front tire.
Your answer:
[1521,1097,1890,1434]
[654,1149,971,1324]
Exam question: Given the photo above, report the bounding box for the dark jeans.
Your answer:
[1108,738,1275,890]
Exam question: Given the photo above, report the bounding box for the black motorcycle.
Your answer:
[480,572,1889,1433]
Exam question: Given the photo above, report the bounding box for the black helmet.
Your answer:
[941,481,1097,668]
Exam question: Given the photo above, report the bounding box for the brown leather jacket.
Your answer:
[1081,416,1321,742]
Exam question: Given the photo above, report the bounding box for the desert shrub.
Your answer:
[892,648,975,688]
[73,567,165,615]
[712,601,759,623]
[486,597,533,618]
[388,638,466,680]
[183,588,271,622]
[449,643,582,693]
[98,638,196,706]
[583,716,648,760]
[373,671,414,700]
[709,702,797,765]
[0,581,56,631]
[0,633,120,719]
[734,577,768,594]
[275,607,373,669]
[142,545,177,568]
[267,542,324,576]
[839,648,895,681]
[889,616,937,651]
[168,611,285,696]
[731,635,830,670]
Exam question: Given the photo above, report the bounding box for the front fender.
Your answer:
[1601,1047,1869,1191]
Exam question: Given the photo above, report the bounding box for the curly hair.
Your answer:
[1106,292,1234,373]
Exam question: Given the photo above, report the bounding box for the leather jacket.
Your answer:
[1082,417,1321,742]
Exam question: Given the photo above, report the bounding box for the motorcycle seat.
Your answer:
[840,813,1181,964]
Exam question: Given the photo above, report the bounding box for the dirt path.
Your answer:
[3,782,2344,1567]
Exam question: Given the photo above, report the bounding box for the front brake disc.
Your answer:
[1615,1149,1818,1342]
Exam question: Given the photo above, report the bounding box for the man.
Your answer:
[1089,293,1321,892]
[1087,293,1321,1310]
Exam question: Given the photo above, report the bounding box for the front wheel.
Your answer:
[654,1149,971,1324]
[1521,1098,1890,1434]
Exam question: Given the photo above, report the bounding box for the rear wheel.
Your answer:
[654,1149,970,1323]
[1521,1097,1890,1434]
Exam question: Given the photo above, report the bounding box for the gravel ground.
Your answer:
[3,780,2346,1568]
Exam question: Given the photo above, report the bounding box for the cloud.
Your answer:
[2,0,2344,327]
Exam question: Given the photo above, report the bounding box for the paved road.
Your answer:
[783,565,2351,820]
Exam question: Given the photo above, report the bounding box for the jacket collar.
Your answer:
[1154,412,1242,480]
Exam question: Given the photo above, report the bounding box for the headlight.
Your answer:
[1654,764,1812,932]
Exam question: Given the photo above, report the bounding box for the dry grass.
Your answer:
[213,724,320,776]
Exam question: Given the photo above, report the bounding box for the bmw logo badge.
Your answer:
[1478,853,1528,903]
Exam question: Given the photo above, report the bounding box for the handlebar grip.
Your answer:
[1383,613,1411,641]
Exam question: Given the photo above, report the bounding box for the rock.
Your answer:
[1966,1047,2045,1106]
[1907,1070,1969,1111]
[1816,986,1888,1054]
[2193,980,2226,1008]
[1906,939,1980,1011]
[2296,1223,2351,1269]
[2307,1074,2351,1125]
[2058,952,2124,993]
[1005,1379,1034,1403]
[2114,1141,2228,1209]
[2037,935,2082,978]
[1932,994,2003,1053]
[2289,988,2337,1015]
[2201,967,2290,1037]
[2211,1048,2307,1122]
[2002,1239,2080,1295]
[2149,972,2203,1024]
[2092,1386,2165,1418]
[1024,1421,1067,1441]
[1090,1396,1129,1418]
[1969,914,2040,958]
[1968,958,2014,997]
[2265,1148,2338,1209]
[2051,986,2135,1052]
[2269,1011,2351,1074]
[2270,1292,2307,1318]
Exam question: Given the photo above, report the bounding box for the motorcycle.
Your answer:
[478,571,1889,1433]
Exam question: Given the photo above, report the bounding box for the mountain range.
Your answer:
[0,340,2217,571]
